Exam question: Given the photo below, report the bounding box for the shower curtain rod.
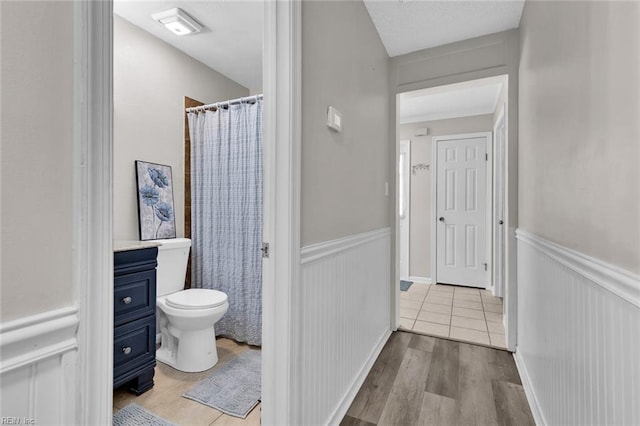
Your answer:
[185,94,263,113]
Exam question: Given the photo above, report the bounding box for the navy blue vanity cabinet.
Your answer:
[113,246,158,395]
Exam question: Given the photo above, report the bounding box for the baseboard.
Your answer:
[408,276,432,284]
[326,329,392,426]
[513,349,546,426]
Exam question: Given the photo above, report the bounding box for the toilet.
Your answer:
[154,238,229,373]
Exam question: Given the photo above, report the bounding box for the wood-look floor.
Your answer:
[342,331,535,426]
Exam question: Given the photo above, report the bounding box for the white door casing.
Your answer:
[75,0,299,424]
[399,140,411,281]
[435,134,489,288]
[493,107,506,297]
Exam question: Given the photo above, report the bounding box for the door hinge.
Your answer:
[261,242,270,258]
[485,153,488,161]
[483,262,488,271]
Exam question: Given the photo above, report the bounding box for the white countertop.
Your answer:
[113,240,162,252]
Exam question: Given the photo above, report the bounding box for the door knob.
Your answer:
[122,346,132,355]
[439,217,445,222]
[498,220,504,225]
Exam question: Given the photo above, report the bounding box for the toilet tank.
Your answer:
[155,238,191,297]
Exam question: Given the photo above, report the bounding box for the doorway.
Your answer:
[395,75,509,349]
[76,1,301,424]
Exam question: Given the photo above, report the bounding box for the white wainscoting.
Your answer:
[296,228,391,425]
[516,229,640,426]
[0,307,79,425]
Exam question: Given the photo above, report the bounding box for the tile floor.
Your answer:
[399,282,507,349]
[113,338,261,426]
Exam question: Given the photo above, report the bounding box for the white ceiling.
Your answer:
[113,1,523,93]
[363,0,525,57]
[113,1,263,90]
[399,76,504,124]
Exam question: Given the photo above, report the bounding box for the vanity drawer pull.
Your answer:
[122,346,132,355]
[122,296,132,304]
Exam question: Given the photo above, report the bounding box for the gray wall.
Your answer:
[400,114,494,279]
[301,0,389,246]
[114,16,248,240]
[519,1,640,274]
[1,1,75,321]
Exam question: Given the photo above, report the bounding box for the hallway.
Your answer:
[342,331,534,426]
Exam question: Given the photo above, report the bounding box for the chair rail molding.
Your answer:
[516,229,640,307]
[0,307,79,424]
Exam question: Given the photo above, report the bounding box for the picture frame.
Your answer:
[135,160,177,240]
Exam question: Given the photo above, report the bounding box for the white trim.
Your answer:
[513,350,546,426]
[399,140,411,281]
[0,308,79,425]
[74,1,114,424]
[261,1,301,424]
[400,110,498,125]
[326,330,392,426]
[492,104,506,298]
[430,138,437,285]
[485,131,493,289]
[516,229,640,308]
[301,228,391,263]
[0,307,79,373]
[432,131,493,288]
[408,276,432,284]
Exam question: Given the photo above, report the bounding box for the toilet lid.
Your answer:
[166,289,228,310]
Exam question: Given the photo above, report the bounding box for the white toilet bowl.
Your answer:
[156,288,229,373]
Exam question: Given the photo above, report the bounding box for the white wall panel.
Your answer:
[296,228,391,425]
[516,230,640,425]
[0,308,78,425]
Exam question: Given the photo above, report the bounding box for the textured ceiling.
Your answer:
[364,0,525,57]
[399,76,504,123]
[114,0,263,90]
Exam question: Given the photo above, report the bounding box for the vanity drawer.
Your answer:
[113,316,155,377]
[114,270,156,326]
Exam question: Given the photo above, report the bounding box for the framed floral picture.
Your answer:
[135,160,176,240]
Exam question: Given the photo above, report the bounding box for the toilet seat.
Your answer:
[166,288,228,310]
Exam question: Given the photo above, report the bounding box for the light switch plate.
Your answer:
[327,106,342,132]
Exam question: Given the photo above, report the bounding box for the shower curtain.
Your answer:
[188,97,263,346]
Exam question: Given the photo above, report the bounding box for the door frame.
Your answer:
[74,1,300,424]
[492,105,506,298]
[431,132,493,288]
[398,140,411,281]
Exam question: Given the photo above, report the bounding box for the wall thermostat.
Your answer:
[327,106,342,132]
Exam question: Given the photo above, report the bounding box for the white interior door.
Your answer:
[399,140,411,281]
[436,135,488,288]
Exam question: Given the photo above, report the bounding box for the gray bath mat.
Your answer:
[113,403,177,426]
[183,350,261,419]
[400,280,413,291]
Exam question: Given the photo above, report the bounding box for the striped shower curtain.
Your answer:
[187,98,263,346]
